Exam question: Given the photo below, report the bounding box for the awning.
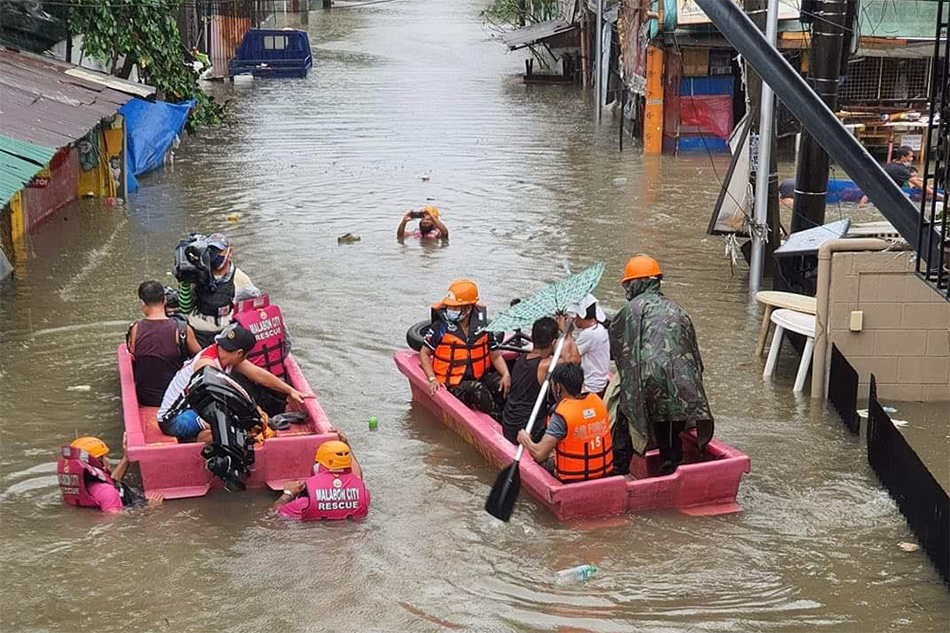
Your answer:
[499,19,577,51]
[0,134,56,206]
[0,47,155,150]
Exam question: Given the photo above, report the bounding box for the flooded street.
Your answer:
[1,1,948,631]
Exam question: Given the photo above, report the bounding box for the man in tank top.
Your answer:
[500,317,578,445]
[127,281,201,407]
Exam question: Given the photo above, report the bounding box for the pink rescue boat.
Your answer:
[394,350,750,521]
[118,344,340,499]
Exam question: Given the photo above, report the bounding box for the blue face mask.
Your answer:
[444,308,462,322]
[212,254,227,269]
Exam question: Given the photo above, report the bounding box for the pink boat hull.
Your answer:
[394,350,750,521]
[119,344,339,499]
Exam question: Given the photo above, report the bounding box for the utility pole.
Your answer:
[790,0,849,233]
[594,0,604,123]
[748,0,780,292]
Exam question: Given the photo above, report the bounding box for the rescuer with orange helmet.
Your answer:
[274,430,370,521]
[57,434,164,512]
[516,362,613,483]
[609,255,714,476]
[419,279,511,420]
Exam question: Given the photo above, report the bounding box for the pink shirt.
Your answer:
[277,496,309,520]
[88,482,123,512]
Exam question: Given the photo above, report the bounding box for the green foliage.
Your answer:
[483,0,561,26]
[65,0,227,129]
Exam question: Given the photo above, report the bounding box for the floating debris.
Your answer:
[66,385,91,392]
[337,233,361,244]
[226,212,241,222]
[421,175,431,182]
[897,542,919,553]
[612,177,627,185]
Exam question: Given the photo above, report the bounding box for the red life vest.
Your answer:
[300,468,370,521]
[233,295,285,377]
[57,445,116,508]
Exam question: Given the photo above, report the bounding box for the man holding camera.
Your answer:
[187,233,258,347]
[397,206,449,240]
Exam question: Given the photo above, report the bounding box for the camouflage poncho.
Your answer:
[608,278,714,455]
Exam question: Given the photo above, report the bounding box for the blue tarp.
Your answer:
[119,98,194,192]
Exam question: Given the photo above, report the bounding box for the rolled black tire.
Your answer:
[406,320,431,351]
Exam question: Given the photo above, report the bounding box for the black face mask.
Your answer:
[419,224,433,234]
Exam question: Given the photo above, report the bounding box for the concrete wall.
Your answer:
[828,250,949,402]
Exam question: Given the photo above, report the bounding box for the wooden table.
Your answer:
[754,291,818,357]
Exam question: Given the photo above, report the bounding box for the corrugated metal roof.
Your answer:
[0,47,154,149]
[499,19,577,50]
[0,134,55,206]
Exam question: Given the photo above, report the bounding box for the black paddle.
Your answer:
[485,322,574,522]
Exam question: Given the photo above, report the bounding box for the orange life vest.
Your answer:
[431,311,491,387]
[553,393,613,483]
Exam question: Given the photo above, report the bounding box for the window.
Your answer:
[263,36,286,51]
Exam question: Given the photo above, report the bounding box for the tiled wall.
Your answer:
[828,250,949,402]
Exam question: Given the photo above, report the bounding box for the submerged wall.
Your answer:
[827,250,949,402]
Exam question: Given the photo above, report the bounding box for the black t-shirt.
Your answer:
[884,161,912,187]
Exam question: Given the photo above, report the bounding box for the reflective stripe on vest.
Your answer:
[233,296,285,377]
[431,329,491,387]
[57,445,116,508]
[301,471,370,521]
[553,394,613,482]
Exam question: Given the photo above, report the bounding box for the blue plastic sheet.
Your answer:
[118,98,194,192]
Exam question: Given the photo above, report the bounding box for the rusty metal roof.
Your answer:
[0,47,155,150]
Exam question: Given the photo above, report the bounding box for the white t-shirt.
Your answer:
[573,323,610,393]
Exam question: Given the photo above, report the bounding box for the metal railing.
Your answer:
[866,375,949,584]
[915,0,950,301]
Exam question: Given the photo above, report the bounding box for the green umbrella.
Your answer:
[484,262,605,333]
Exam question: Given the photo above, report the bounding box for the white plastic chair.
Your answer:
[763,308,816,393]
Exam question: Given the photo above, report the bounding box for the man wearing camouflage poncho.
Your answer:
[608,255,714,476]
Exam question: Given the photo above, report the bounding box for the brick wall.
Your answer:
[828,251,949,401]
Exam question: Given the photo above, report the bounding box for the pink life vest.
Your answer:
[57,445,116,508]
[233,295,285,377]
[300,468,370,521]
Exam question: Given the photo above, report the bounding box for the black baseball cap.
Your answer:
[215,324,256,353]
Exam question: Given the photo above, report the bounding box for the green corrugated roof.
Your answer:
[0,134,56,207]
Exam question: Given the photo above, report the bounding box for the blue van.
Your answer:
[229,29,313,78]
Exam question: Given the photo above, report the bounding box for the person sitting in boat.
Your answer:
[58,434,164,512]
[419,279,511,420]
[779,178,795,210]
[274,433,369,521]
[501,316,578,445]
[187,233,258,348]
[516,363,614,483]
[565,294,610,399]
[157,323,310,443]
[127,281,201,407]
[609,255,713,476]
[230,287,292,416]
[397,206,449,241]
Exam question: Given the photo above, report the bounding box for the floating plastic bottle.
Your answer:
[554,564,596,584]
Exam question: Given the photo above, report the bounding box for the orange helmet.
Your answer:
[70,436,110,458]
[421,206,440,219]
[439,279,479,307]
[621,255,662,283]
[314,440,352,471]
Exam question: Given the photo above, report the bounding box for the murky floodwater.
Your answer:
[2,2,948,631]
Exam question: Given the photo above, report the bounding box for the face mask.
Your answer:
[419,223,433,234]
[444,308,462,322]
[212,254,227,269]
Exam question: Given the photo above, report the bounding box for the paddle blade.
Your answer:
[485,461,521,522]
